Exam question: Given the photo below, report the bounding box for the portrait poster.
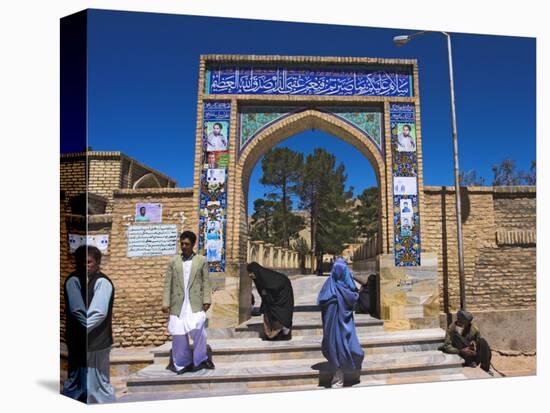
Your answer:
[204,151,229,169]
[206,239,223,262]
[205,120,229,152]
[396,122,417,152]
[205,218,223,241]
[135,203,162,223]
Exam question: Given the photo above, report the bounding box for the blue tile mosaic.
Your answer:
[198,101,231,272]
[207,65,413,97]
[390,103,421,266]
[238,106,383,154]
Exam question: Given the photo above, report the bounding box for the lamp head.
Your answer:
[393,35,410,47]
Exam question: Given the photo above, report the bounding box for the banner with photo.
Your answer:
[390,103,421,266]
[198,102,231,272]
[135,203,162,223]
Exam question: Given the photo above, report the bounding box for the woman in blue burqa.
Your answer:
[317,258,364,388]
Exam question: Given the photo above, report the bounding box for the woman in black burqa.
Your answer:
[247,262,294,340]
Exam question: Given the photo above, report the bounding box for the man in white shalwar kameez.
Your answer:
[162,231,214,373]
[62,245,116,403]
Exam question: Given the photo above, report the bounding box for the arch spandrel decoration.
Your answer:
[238,106,383,154]
[194,55,424,274]
[239,110,385,187]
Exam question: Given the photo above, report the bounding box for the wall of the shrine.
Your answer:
[423,185,535,351]
[60,180,535,350]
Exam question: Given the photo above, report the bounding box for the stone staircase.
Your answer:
[120,275,467,402]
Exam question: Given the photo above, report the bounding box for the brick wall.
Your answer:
[61,152,177,216]
[493,186,537,230]
[88,157,122,213]
[422,186,536,314]
[100,188,196,347]
[59,182,535,347]
[60,156,86,214]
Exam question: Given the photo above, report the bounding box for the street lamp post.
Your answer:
[393,31,466,310]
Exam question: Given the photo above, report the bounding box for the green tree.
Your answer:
[297,148,355,271]
[291,237,311,274]
[354,187,378,239]
[270,198,305,247]
[317,198,356,256]
[260,147,305,247]
[249,198,277,243]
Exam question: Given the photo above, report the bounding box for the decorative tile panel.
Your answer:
[238,106,383,153]
[207,65,413,97]
[390,103,420,266]
[198,101,231,272]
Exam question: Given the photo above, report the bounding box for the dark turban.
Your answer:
[457,309,473,323]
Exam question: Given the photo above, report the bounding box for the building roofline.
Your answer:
[60,151,177,185]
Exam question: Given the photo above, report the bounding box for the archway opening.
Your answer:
[237,110,386,281]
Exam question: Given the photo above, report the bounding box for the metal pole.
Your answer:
[444,32,466,310]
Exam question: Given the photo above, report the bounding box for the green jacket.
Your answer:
[162,254,211,315]
[441,321,481,354]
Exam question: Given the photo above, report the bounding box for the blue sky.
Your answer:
[75,9,536,211]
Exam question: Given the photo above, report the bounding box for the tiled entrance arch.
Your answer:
[235,109,389,263]
[190,55,430,327]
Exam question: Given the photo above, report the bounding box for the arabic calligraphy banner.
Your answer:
[206,66,413,97]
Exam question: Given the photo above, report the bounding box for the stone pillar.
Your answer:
[273,247,282,267]
[208,263,242,328]
[378,253,439,331]
[264,243,274,267]
[249,240,262,263]
[257,241,265,266]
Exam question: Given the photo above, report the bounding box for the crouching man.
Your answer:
[440,310,492,373]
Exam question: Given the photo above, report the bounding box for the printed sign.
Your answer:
[127,224,178,257]
[69,234,109,252]
[393,177,418,195]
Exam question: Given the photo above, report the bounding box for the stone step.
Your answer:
[235,311,384,337]
[152,328,446,364]
[126,350,463,394]
[119,371,467,402]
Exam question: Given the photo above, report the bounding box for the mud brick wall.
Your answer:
[61,151,177,216]
[88,156,122,213]
[60,155,86,214]
[422,186,536,314]
[101,188,196,347]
